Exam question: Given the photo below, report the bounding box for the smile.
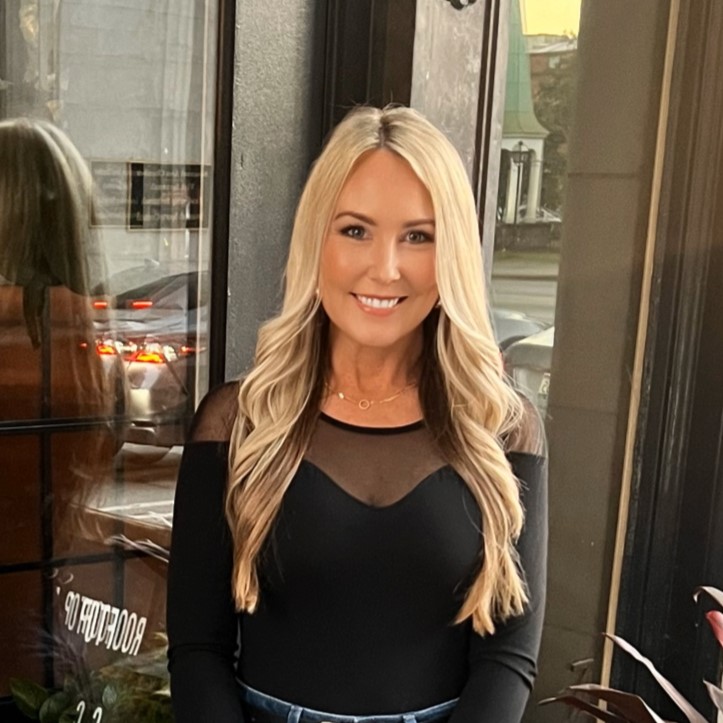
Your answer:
[353,294,404,309]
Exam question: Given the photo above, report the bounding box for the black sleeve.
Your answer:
[450,451,548,723]
[166,440,244,722]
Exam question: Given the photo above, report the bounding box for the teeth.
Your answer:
[356,295,401,309]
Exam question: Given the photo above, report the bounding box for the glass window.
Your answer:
[487,2,671,720]
[0,1,219,719]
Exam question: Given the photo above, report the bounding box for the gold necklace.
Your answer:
[325,382,417,410]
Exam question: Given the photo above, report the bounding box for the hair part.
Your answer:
[227,105,527,635]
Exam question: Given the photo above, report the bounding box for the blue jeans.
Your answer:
[239,681,458,723]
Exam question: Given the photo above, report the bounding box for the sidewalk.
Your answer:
[491,251,560,281]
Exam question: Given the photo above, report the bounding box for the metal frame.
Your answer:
[208,0,236,389]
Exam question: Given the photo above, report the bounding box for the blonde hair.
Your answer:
[0,118,120,549]
[0,118,101,346]
[227,105,526,635]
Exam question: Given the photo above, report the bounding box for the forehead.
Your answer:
[334,149,433,216]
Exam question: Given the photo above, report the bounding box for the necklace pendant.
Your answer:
[358,399,372,410]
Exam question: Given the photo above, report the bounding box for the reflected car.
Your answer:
[502,325,554,417]
[491,307,549,351]
[93,268,208,448]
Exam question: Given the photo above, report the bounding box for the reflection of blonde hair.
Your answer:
[228,106,526,635]
[0,118,101,346]
[0,118,119,553]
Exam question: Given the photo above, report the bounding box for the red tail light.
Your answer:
[130,300,154,309]
[93,300,109,309]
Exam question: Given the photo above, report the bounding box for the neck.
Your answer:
[327,330,423,395]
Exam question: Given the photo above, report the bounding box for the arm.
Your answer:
[167,384,244,721]
[451,449,548,723]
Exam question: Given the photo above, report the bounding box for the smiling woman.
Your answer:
[320,148,438,420]
[167,105,548,723]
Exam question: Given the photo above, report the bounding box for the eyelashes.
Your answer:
[340,224,366,239]
[405,230,434,244]
[338,225,434,244]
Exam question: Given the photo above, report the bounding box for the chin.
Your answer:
[333,324,423,352]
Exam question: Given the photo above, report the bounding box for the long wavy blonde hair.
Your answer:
[227,106,526,635]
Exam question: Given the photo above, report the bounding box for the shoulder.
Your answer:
[187,380,240,443]
[502,391,546,458]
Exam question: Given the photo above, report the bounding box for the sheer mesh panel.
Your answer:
[185,382,545,509]
[305,416,448,508]
[188,380,239,442]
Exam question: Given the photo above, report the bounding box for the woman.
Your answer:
[167,106,547,723]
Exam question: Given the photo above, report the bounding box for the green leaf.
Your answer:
[102,683,119,709]
[9,678,50,719]
[62,676,78,697]
[39,691,72,723]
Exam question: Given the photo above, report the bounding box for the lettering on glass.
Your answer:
[63,591,147,657]
[91,161,211,230]
[76,700,104,722]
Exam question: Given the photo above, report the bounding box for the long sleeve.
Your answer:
[450,451,548,723]
[167,440,244,722]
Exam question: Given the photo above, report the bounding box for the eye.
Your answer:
[340,225,367,240]
[405,229,434,244]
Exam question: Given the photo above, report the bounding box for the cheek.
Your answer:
[319,238,359,290]
[414,255,437,294]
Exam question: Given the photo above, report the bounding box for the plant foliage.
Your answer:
[10,635,171,723]
[540,586,723,722]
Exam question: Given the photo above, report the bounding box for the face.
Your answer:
[319,149,438,354]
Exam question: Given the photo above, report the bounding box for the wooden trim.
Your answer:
[600,0,680,684]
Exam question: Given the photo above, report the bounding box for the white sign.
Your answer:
[63,591,147,657]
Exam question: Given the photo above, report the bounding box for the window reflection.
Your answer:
[492,0,578,416]
[0,1,217,718]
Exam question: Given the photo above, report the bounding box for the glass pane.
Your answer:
[0,0,219,717]
[487,2,670,721]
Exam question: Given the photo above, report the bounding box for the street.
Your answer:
[490,252,559,325]
[489,276,558,325]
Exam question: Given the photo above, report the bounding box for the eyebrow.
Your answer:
[334,211,435,228]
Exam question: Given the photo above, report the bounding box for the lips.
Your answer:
[353,294,405,309]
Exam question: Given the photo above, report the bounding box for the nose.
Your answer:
[369,237,401,284]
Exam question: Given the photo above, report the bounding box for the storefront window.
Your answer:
[487,2,671,720]
[0,1,219,719]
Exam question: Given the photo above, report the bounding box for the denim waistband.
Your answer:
[239,681,459,723]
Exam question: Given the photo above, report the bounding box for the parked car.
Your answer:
[92,267,209,449]
[502,325,554,417]
[490,307,549,351]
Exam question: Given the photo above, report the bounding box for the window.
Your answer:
[0,1,222,718]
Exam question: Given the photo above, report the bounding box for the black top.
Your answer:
[167,383,547,723]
